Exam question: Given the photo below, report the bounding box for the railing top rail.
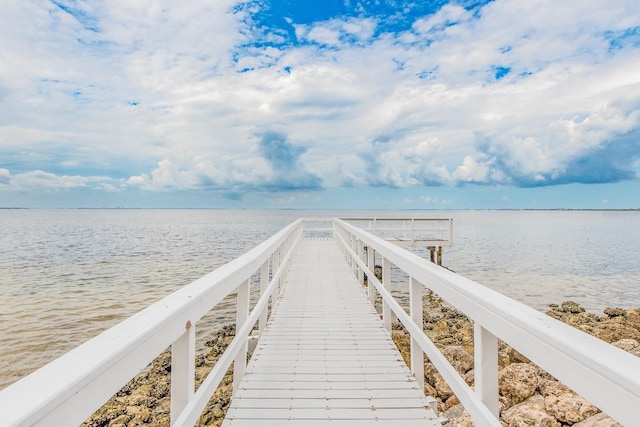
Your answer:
[0,219,304,426]
[341,217,452,221]
[334,218,640,426]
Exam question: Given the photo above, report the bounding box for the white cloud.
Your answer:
[1,0,639,201]
[0,168,10,185]
[295,17,377,46]
[452,156,489,183]
[0,169,123,192]
[413,5,470,34]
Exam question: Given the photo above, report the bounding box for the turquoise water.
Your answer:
[0,209,638,389]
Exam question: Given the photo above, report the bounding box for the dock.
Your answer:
[0,217,637,427]
[224,239,440,426]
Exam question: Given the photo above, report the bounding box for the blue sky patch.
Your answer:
[494,66,511,80]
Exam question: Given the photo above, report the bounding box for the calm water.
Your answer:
[1,209,638,389]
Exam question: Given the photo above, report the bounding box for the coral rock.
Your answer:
[544,393,599,424]
[572,412,622,427]
[498,363,540,407]
[502,395,560,427]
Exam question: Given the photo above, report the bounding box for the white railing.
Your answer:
[0,219,305,427]
[333,218,640,427]
[341,217,453,247]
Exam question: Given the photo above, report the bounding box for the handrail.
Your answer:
[341,217,453,246]
[333,218,640,427]
[0,219,305,427]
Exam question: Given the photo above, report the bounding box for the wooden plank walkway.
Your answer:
[223,239,441,426]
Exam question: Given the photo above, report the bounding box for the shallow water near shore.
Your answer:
[1,209,639,389]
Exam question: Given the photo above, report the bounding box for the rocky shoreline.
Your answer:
[82,302,640,427]
[392,301,640,426]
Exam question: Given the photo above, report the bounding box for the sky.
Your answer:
[1,0,639,209]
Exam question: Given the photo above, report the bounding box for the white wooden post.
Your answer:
[411,218,415,241]
[367,246,375,305]
[350,234,356,274]
[410,277,424,389]
[233,279,250,394]
[382,257,392,332]
[281,239,289,282]
[474,323,499,418]
[270,254,278,311]
[357,239,364,284]
[170,322,195,425]
[259,260,269,334]
[274,249,281,294]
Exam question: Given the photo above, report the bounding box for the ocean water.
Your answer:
[0,209,638,389]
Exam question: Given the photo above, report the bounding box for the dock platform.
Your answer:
[223,239,441,426]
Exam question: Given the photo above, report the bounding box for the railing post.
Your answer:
[410,277,424,389]
[170,322,195,425]
[351,234,357,275]
[233,279,250,394]
[367,246,375,305]
[357,239,364,284]
[382,257,391,332]
[259,260,269,334]
[474,323,499,418]
[271,252,280,311]
[274,249,281,294]
[281,238,290,283]
[411,218,415,241]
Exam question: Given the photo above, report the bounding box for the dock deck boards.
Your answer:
[222,239,441,426]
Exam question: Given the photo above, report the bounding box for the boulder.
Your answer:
[603,307,626,318]
[498,363,540,407]
[433,372,454,400]
[442,345,473,375]
[544,393,599,425]
[443,403,474,427]
[502,394,560,427]
[561,301,585,314]
[572,412,622,427]
[538,378,571,397]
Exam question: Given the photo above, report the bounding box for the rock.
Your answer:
[434,318,452,337]
[126,405,152,423]
[423,381,438,399]
[595,319,640,343]
[498,349,512,367]
[502,394,560,427]
[211,404,225,419]
[128,384,153,406]
[443,403,474,427]
[603,307,626,318]
[444,393,460,410]
[537,378,572,397]
[507,347,530,364]
[109,414,132,425]
[442,346,473,375]
[561,301,585,314]
[572,412,622,427]
[611,338,640,357]
[463,369,474,386]
[498,363,540,407]
[544,393,599,424]
[433,372,454,400]
[455,323,474,349]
